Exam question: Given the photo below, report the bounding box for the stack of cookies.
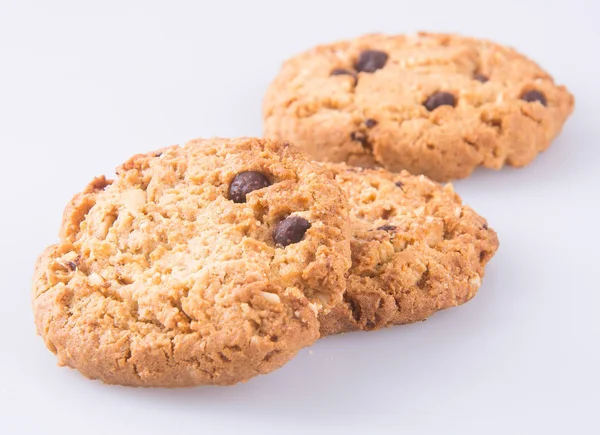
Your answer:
[32,33,573,387]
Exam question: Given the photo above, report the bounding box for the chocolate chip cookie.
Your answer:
[32,138,351,387]
[317,163,499,336]
[263,32,574,181]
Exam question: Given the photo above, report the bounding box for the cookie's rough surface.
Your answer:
[263,32,574,181]
[318,163,499,336]
[32,138,351,387]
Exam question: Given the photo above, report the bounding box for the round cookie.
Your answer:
[263,32,574,181]
[317,163,499,336]
[32,138,351,387]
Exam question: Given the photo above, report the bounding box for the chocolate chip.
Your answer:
[377,225,397,232]
[424,92,457,111]
[416,269,430,289]
[365,119,378,128]
[67,261,77,271]
[482,223,488,230]
[350,132,371,149]
[521,90,547,106]
[395,181,404,188]
[474,73,489,83]
[330,68,358,85]
[273,216,311,247]
[355,50,388,73]
[229,171,271,203]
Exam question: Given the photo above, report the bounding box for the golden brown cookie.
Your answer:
[32,138,351,387]
[318,163,499,336]
[263,32,574,181]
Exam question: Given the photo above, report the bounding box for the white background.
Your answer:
[1,1,598,434]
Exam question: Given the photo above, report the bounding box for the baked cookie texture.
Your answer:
[318,163,499,336]
[263,32,574,181]
[32,138,351,387]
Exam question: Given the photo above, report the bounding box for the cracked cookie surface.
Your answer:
[263,32,574,181]
[318,163,499,336]
[32,137,351,387]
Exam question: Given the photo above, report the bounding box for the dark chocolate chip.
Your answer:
[482,223,488,230]
[395,181,404,189]
[377,225,397,232]
[355,50,388,73]
[364,119,378,128]
[424,92,457,111]
[67,261,77,271]
[330,68,358,85]
[350,131,371,149]
[273,216,311,247]
[229,171,271,203]
[473,73,489,83]
[520,90,547,106]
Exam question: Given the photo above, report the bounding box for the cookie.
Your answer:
[263,32,574,181]
[317,163,499,336]
[32,137,351,387]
